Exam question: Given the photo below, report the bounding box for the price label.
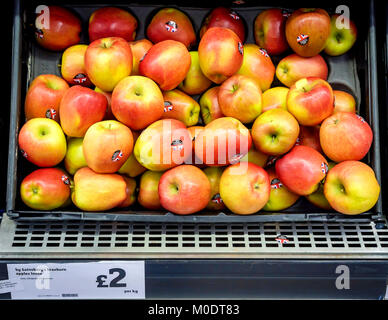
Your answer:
[6,261,145,299]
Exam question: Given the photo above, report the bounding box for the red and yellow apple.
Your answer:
[220,162,270,215]
[88,7,138,42]
[263,167,300,211]
[261,87,289,113]
[64,137,87,175]
[146,8,196,48]
[128,39,153,76]
[117,176,137,208]
[178,51,212,95]
[118,131,146,178]
[254,8,288,55]
[158,165,211,215]
[285,8,331,57]
[218,74,263,124]
[320,112,373,162]
[61,44,92,87]
[134,119,192,171]
[194,117,252,166]
[186,126,205,166]
[85,37,132,92]
[94,87,115,120]
[333,90,356,114]
[198,27,243,84]
[276,54,328,87]
[305,161,335,210]
[162,89,200,127]
[287,77,334,126]
[199,86,224,125]
[59,85,107,137]
[297,125,323,154]
[199,7,246,43]
[203,166,226,211]
[138,171,163,210]
[275,145,328,196]
[139,40,191,91]
[252,108,299,156]
[324,161,380,215]
[239,142,269,168]
[24,74,69,122]
[20,168,71,210]
[324,14,357,56]
[72,167,127,211]
[82,120,134,173]
[236,43,275,92]
[18,118,67,167]
[111,75,164,130]
[34,5,81,51]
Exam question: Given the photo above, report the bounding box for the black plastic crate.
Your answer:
[6,0,384,223]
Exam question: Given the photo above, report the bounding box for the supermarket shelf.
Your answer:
[0,215,388,259]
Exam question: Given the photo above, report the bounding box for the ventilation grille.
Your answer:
[8,220,388,253]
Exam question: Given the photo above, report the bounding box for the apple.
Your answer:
[83,120,134,174]
[138,171,163,210]
[139,40,191,91]
[85,37,132,92]
[111,75,164,130]
[134,119,192,171]
[34,5,81,51]
[262,87,289,113]
[199,86,224,125]
[220,162,270,215]
[252,108,300,156]
[263,167,300,211]
[64,138,87,175]
[194,117,252,166]
[128,39,153,76]
[146,8,196,49]
[24,74,69,122]
[333,90,356,114]
[218,74,263,124]
[59,85,107,137]
[296,125,323,154]
[287,77,334,126]
[178,51,212,95]
[324,161,380,215]
[324,14,357,56]
[236,43,275,92]
[61,45,92,87]
[203,166,226,211]
[320,112,373,162]
[275,145,328,196]
[20,168,71,210]
[162,89,200,127]
[276,54,328,88]
[94,87,115,120]
[285,8,331,57]
[305,161,335,210]
[117,176,137,208]
[239,142,269,168]
[186,126,205,166]
[199,7,246,43]
[18,118,66,167]
[159,165,211,215]
[198,27,243,84]
[88,7,138,42]
[254,8,288,55]
[72,167,127,211]
[118,131,146,178]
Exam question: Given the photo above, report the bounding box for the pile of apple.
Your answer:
[19,5,380,216]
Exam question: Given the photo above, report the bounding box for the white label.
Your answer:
[7,261,145,299]
[0,278,24,294]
